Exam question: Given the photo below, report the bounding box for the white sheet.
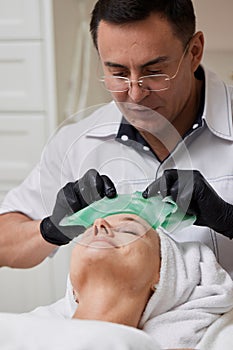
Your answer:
[0,312,160,350]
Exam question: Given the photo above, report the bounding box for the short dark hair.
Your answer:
[90,0,196,50]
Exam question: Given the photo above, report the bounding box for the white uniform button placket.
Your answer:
[143,145,150,152]
[121,135,129,142]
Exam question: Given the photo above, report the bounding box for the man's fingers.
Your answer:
[74,169,116,205]
[143,169,179,199]
[82,170,116,199]
[102,175,117,198]
[58,183,80,214]
[142,178,162,198]
[72,169,100,206]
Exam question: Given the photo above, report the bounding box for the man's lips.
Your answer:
[126,105,159,112]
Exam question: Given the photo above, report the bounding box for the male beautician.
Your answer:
[0,0,233,275]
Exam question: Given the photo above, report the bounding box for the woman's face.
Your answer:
[70,213,160,297]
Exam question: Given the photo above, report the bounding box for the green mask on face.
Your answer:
[61,192,196,233]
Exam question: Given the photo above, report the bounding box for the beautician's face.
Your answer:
[97,13,201,134]
[70,214,160,293]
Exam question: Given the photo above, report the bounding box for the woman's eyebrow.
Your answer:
[120,216,148,229]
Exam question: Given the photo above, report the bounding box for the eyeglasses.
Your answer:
[99,44,189,93]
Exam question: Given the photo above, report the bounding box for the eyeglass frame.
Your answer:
[99,41,191,93]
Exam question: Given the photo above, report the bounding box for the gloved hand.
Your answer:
[142,169,233,239]
[40,169,116,245]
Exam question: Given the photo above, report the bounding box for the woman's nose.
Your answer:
[93,218,114,237]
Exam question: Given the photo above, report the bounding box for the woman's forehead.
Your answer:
[102,213,151,227]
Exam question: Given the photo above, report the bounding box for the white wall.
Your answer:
[0,0,110,315]
[53,0,111,124]
[193,0,233,51]
[193,0,233,85]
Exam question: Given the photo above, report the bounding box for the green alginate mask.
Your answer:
[61,191,196,233]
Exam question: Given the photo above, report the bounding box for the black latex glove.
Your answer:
[142,169,233,239]
[40,169,116,245]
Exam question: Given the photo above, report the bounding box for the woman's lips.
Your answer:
[88,237,118,248]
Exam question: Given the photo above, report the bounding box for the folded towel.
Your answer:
[197,308,233,350]
[139,229,233,348]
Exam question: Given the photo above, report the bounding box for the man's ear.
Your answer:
[189,31,204,73]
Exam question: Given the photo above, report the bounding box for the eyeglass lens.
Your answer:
[103,75,170,92]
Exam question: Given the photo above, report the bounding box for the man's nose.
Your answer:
[127,80,150,103]
[93,218,114,236]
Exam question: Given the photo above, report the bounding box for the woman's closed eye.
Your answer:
[123,230,138,236]
[115,224,140,236]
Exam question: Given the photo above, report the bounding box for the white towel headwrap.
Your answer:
[139,229,233,348]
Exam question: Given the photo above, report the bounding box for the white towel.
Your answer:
[197,308,233,349]
[139,229,233,348]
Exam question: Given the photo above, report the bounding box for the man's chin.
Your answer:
[129,115,169,136]
[115,101,173,135]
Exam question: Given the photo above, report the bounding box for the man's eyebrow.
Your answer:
[104,56,169,69]
[104,62,127,69]
[141,56,169,68]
